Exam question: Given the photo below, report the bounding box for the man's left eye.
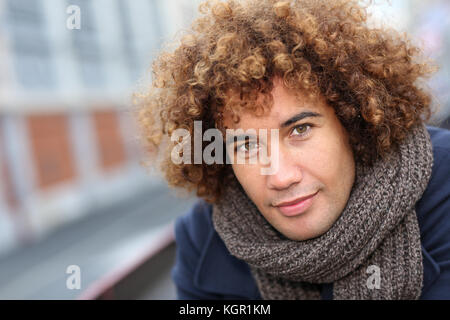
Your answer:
[291,124,312,137]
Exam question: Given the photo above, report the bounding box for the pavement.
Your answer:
[0,182,197,299]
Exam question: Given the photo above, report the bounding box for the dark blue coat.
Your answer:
[171,126,450,299]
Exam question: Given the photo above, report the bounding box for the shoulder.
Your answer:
[427,125,450,153]
[172,199,260,299]
[171,199,220,299]
[420,126,450,213]
[417,126,450,220]
[416,126,450,299]
[419,126,450,213]
[174,199,214,252]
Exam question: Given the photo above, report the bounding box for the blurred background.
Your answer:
[0,0,448,300]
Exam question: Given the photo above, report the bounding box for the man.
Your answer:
[135,0,450,299]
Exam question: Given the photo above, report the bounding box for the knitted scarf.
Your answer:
[212,123,434,299]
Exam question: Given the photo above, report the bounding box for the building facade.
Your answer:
[0,0,200,255]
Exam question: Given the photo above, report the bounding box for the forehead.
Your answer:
[222,80,328,129]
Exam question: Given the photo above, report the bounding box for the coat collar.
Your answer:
[194,226,260,298]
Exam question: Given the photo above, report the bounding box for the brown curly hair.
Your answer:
[134,0,437,203]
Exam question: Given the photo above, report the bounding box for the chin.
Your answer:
[286,230,321,241]
[279,214,334,241]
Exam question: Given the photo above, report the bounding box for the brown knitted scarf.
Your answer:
[212,123,434,299]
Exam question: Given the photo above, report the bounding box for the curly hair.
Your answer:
[134,0,437,203]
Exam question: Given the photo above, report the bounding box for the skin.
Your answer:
[223,78,356,241]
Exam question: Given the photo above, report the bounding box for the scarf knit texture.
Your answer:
[212,123,434,300]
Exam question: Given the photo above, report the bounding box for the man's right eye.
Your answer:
[236,141,259,154]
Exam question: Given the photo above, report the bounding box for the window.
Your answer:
[93,110,126,171]
[27,113,77,189]
[68,0,105,87]
[5,0,55,89]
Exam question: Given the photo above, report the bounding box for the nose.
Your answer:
[266,146,303,191]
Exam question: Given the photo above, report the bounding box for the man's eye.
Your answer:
[236,141,259,153]
[291,123,313,137]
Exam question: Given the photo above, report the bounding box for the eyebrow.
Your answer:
[225,110,323,145]
[280,111,323,128]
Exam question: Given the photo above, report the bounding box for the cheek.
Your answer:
[231,164,265,203]
[302,134,353,188]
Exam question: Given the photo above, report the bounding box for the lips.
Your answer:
[275,191,319,217]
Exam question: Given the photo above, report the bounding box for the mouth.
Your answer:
[275,190,319,217]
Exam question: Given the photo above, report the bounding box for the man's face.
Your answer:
[223,78,356,241]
